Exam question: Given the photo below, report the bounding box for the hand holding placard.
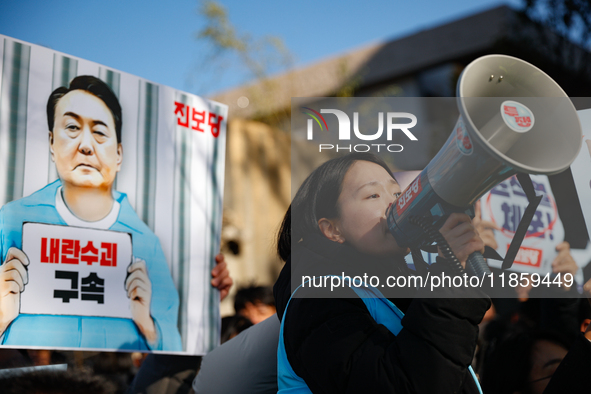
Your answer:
[0,247,29,335]
[126,258,157,346]
[474,200,502,251]
[21,223,133,318]
[211,253,233,301]
[551,242,578,290]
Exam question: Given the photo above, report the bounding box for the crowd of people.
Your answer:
[1,145,591,393]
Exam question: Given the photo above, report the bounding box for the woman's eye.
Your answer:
[369,194,379,199]
[394,192,401,198]
[66,124,79,130]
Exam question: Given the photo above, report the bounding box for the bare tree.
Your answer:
[516,0,591,80]
[192,0,293,120]
[521,0,591,49]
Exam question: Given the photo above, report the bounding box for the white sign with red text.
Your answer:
[481,174,564,274]
[21,223,133,318]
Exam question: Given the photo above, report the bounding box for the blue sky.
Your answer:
[0,0,521,98]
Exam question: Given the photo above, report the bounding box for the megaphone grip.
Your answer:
[407,215,465,275]
[466,252,491,278]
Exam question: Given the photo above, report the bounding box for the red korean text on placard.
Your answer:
[41,238,118,267]
[40,237,60,263]
[100,242,117,267]
[192,108,205,133]
[510,245,542,268]
[174,101,223,138]
[61,239,80,264]
[81,241,99,265]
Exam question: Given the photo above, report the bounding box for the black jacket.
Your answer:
[543,332,591,393]
[274,235,490,394]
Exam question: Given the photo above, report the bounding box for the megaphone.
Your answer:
[386,54,582,277]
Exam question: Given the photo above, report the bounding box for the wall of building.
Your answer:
[220,119,291,315]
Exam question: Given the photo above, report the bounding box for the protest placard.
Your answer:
[0,34,227,354]
[21,223,133,318]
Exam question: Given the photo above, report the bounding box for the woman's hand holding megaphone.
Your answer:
[437,212,485,270]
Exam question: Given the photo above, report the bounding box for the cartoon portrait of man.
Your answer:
[0,76,182,351]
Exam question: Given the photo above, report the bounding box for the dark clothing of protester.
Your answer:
[274,235,490,394]
[127,354,201,394]
[544,333,591,393]
[193,315,279,394]
[129,317,280,394]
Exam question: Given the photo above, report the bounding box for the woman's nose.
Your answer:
[384,202,394,217]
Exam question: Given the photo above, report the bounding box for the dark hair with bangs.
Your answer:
[276,152,396,262]
[47,75,122,143]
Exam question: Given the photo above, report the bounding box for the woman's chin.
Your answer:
[359,245,410,259]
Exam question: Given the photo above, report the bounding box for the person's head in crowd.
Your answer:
[0,349,30,369]
[234,286,276,324]
[481,327,570,394]
[276,152,405,262]
[26,349,52,366]
[3,369,116,394]
[221,314,253,343]
[46,75,123,220]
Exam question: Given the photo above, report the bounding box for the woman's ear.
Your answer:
[318,218,345,244]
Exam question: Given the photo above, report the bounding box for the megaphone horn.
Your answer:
[387,54,582,277]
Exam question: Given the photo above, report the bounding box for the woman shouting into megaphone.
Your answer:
[273,152,489,393]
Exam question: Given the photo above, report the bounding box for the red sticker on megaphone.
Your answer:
[396,175,422,216]
[455,118,473,155]
[501,100,535,132]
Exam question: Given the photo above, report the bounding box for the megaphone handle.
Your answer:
[466,251,491,277]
